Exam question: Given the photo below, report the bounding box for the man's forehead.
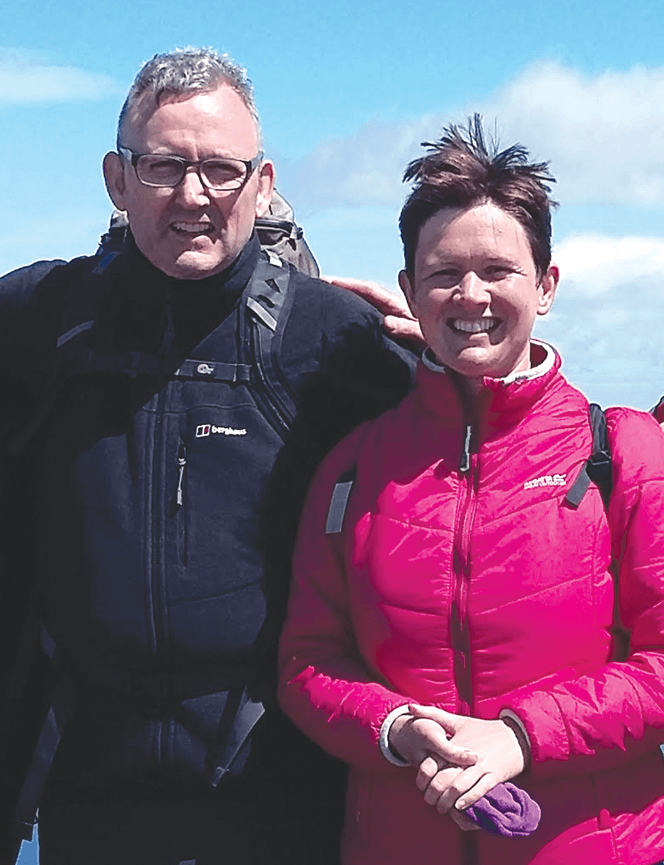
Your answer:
[122,84,258,148]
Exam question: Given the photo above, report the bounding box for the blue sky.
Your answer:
[5,0,664,418]
[5,0,664,861]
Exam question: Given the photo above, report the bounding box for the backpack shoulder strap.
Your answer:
[565,403,613,510]
[325,466,357,535]
[241,255,298,431]
[245,255,292,331]
[651,395,664,423]
[55,251,120,348]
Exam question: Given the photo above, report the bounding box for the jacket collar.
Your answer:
[416,340,564,425]
[98,233,261,353]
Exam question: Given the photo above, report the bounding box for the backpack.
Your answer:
[255,190,320,277]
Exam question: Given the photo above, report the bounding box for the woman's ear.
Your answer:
[537,263,559,316]
[399,269,418,318]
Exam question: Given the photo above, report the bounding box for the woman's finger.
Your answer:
[455,773,503,811]
[415,755,444,792]
[434,762,486,814]
[421,766,464,807]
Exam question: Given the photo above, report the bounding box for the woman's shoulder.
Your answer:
[303,391,420,513]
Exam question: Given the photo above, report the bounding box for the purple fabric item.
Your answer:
[463,781,541,837]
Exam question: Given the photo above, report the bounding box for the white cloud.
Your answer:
[0,50,121,103]
[535,233,664,405]
[283,115,437,206]
[477,63,664,206]
[289,61,664,208]
[554,234,664,297]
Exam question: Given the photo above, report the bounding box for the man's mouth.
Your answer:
[449,317,500,334]
[171,222,214,235]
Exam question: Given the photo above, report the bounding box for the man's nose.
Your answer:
[176,166,210,206]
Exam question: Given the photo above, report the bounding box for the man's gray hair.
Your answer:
[117,47,259,148]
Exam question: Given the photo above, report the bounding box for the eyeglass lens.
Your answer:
[137,156,249,189]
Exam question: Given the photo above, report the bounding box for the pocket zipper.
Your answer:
[176,443,187,507]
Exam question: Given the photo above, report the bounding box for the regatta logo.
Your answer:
[195,424,247,438]
[524,474,566,490]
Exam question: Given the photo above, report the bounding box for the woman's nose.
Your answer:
[456,271,490,304]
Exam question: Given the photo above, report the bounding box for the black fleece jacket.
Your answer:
[0,235,415,839]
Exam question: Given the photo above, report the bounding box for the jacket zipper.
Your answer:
[452,422,478,714]
[175,442,187,565]
[457,423,480,865]
[149,303,176,660]
[148,384,168,657]
[176,443,186,507]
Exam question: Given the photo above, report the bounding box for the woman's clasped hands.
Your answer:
[388,704,527,831]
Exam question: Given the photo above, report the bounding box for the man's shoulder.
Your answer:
[282,266,413,363]
[285,267,385,327]
[0,255,105,380]
[0,256,98,307]
[282,266,416,371]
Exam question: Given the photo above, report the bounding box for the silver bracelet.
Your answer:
[379,705,412,767]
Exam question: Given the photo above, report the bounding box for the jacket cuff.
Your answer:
[379,705,412,767]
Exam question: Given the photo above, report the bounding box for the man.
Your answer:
[0,49,414,864]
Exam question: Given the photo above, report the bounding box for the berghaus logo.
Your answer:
[196,423,247,439]
[195,424,247,437]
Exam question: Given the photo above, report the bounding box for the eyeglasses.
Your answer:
[118,147,263,191]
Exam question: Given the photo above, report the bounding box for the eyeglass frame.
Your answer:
[117,146,264,192]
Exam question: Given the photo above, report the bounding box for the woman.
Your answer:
[278,118,664,865]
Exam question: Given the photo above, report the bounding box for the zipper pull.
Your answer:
[176,444,187,507]
[459,424,472,473]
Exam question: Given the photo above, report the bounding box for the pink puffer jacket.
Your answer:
[278,343,664,865]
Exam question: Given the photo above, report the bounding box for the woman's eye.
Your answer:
[435,270,460,282]
[485,266,511,279]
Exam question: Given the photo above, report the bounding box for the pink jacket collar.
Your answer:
[416,340,564,424]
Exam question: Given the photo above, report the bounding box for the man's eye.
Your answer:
[204,161,244,183]
[142,157,181,180]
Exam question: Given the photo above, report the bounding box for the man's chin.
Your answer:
[162,250,232,281]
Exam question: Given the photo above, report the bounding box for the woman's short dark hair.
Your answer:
[399,115,557,276]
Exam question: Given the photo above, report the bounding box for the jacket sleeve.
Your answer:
[278,424,412,772]
[0,260,70,445]
[502,408,664,781]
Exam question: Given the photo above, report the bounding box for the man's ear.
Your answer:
[537,263,559,316]
[398,269,418,318]
[254,159,275,218]
[103,151,128,211]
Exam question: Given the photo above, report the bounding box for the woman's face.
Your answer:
[400,202,558,390]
